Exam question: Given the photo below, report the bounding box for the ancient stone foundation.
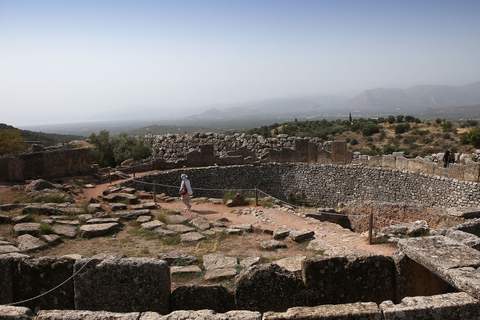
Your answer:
[1,252,479,319]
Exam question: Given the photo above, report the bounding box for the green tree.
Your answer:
[113,133,152,165]
[89,130,115,167]
[468,127,480,148]
[387,116,395,124]
[0,129,27,155]
[396,115,404,123]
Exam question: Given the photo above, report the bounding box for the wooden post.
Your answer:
[368,209,373,245]
[153,181,156,203]
[255,187,259,206]
[133,167,136,178]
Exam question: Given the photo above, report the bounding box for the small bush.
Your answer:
[39,223,53,234]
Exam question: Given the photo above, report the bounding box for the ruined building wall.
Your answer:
[0,148,92,181]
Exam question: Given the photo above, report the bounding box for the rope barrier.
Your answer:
[7,259,92,306]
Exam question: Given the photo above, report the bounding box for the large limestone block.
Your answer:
[0,305,34,320]
[303,254,395,306]
[36,310,140,320]
[140,310,262,320]
[13,257,76,311]
[235,264,306,312]
[115,209,150,220]
[398,236,480,299]
[263,302,381,320]
[380,292,480,320]
[74,257,170,314]
[170,284,234,312]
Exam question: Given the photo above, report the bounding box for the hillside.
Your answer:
[0,123,86,147]
[341,81,480,114]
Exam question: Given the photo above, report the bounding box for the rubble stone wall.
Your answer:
[0,148,92,181]
[124,163,480,209]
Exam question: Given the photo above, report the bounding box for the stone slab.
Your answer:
[263,302,381,320]
[79,223,120,237]
[0,305,34,320]
[36,310,139,320]
[203,253,238,270]
[398,236,480,299]
[380,292,480,320]
[17,234,48,252]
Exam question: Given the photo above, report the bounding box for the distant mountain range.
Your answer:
[20,81,480,136]
[182,81,480,122]
[341,81,480,114]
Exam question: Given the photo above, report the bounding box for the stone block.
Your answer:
[170,285,234,312]
[13,257,75,311]
[0,305,34,320]
[382,155,396,168]
[235,264,306,312]
[0,257,14,304]
[263,302,381,320]
[36,310,139,320]
[303,254,395,306]
[74,257,170,313]
[398,236,480,299]
[380,292,480,320]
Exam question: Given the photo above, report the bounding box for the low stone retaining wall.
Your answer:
[1,253,477,319]
[123,163,480,209]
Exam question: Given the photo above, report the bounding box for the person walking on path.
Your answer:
[179,174,193,210]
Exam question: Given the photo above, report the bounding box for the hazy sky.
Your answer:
[1,1,480,126]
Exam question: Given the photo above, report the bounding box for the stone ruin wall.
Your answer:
[147,132,480,182]
[125,163,480,210]
[145,132,352,167]
[0,148,92,181]
[2,253,478,319]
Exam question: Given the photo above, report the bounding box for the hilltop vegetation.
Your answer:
[236,116,479,157]
[0,124,86,148]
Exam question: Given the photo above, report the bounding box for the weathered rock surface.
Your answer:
[303,254,395,306]
[235,264,306,312]
[140,310,262,320]
[273,256,306,274]
[25,179,56,192]
[22,204,59,216]
[170,265,202,275]
[203,253,238,270]
[260,240,287,250]
[170,285,235,312]
[205,268,237,281]
[263,302,381,320]
[0,305,34,320]
[141,220,165,230]
[180,232,206,243]
[306,238,354,256]
[103,193,138,204]
[17,234,48,252]
[189,217,211,230]
[0,244,20,254]
[79,223,120,237]
[86,217,120,224]
[230,223,253,233]
[398,236,480,299]
[166,224,196,233]
[380,292,480,320]
[36,310,139,320]
[288,229,315,242]
[166,215,189,225]
[445,229,480,250]
[240,256,261,268]
[13,223,41,236]
[158,251,198,266]
[74,257,170,314]
[273,226,291,240]
[52,225,78,238]
[115,209,150,220]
